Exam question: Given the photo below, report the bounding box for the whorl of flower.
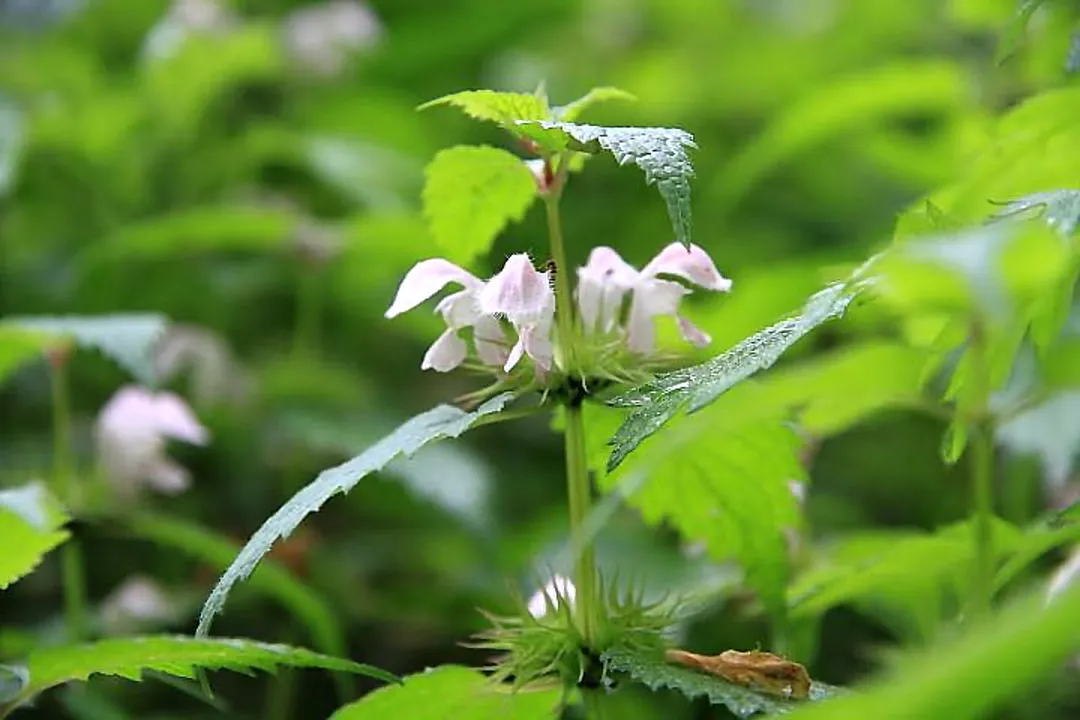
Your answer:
[386,243,730,376]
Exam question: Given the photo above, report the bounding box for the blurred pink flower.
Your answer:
[283,0,382,77]
[577,242,731,353]
[96,386,209,497]
[527,574,576,619]
[99,576,178,634]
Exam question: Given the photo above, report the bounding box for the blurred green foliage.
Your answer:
[3,0,1080,718]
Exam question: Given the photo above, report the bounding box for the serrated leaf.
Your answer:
[602,646,840,717]
[518,121,696,247]
[3,315,168,385]
[422,146,538,264]
[196,393,514,637]
[124,514,346,667]
[329,665,560,720]
[0,636,398,714]
[988,189,1080,237]
[553,86,636,122]
[996,0,1047,63]
[0,483,69,590]
[419,90,550,126]
[607,281,860,471]
[783,585,1080,720]
[595,389,803,619]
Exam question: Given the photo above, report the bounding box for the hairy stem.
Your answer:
[564,403,597,644]
[49,357,87,641]
[542,164,598,646]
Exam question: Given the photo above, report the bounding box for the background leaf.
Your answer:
[0,482,69,590]
[329,665,560,720]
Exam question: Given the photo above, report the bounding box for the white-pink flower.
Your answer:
[526,574,576,618]
[577,242,731,353]
[386,254,554,373]
[96,386,209,497]
[478,254,555,372]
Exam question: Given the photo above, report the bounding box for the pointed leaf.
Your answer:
[419,90,549,126]
[422,146,537,264]
[196,393,514,636]
[607,281,860,471]
[0,325,48,387]
[554,86,636,122]
[0,483,69,590]
[602,646,840,717]
[329,665,560,720]
[517,121,696,247]
[4,315,168,384]
[783,586,1080,720]
[0,636,398,713]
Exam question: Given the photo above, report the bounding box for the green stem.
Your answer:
[970,420,994,619]
[541,163,599,647]
[543,185,576,370]
[49,357,87,642]
[967,322,995,621]
[564,403,597,645]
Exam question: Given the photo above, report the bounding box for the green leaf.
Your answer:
[713,61,967,214]
[607,281,861,471]
[517,122,697,248]
[997,0,1047,63]
[196,393,514,637]
[783,585,1080,720]
[124,515,346,665]
[788,520,1022,639]
[0,483,69,590]
[595,388,803,619]
[602,646,841,717]
[994,505,1080,593]
[419,90,550,126]
[988,189,1080,237]
[0,96,21,197]
[0,325,49,387]
[3,315,168,385]
[328,665,561,720]
[0,636,398,715]
[553,86,636,122]
[422,146,538,265]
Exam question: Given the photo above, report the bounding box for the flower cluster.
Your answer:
[386,243,730,375]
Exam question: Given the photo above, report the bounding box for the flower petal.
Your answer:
[676,315,711,348]
[149,392,209,445]
[421,328,467,372]
[145,459,192,495]
[642,242,732,291]
[473,316,509,367]
[527,575,576,618]
[434,289,483,329]
[576,246,638,334]
[478,254,554,325]
[385,258,481,318]
[625,279,687,354]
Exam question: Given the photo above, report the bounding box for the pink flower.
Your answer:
[478,254,555,372]
[96,386,209,497]
[386,255,553,373]
[526,574,576,618]
[577,242,731,353]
